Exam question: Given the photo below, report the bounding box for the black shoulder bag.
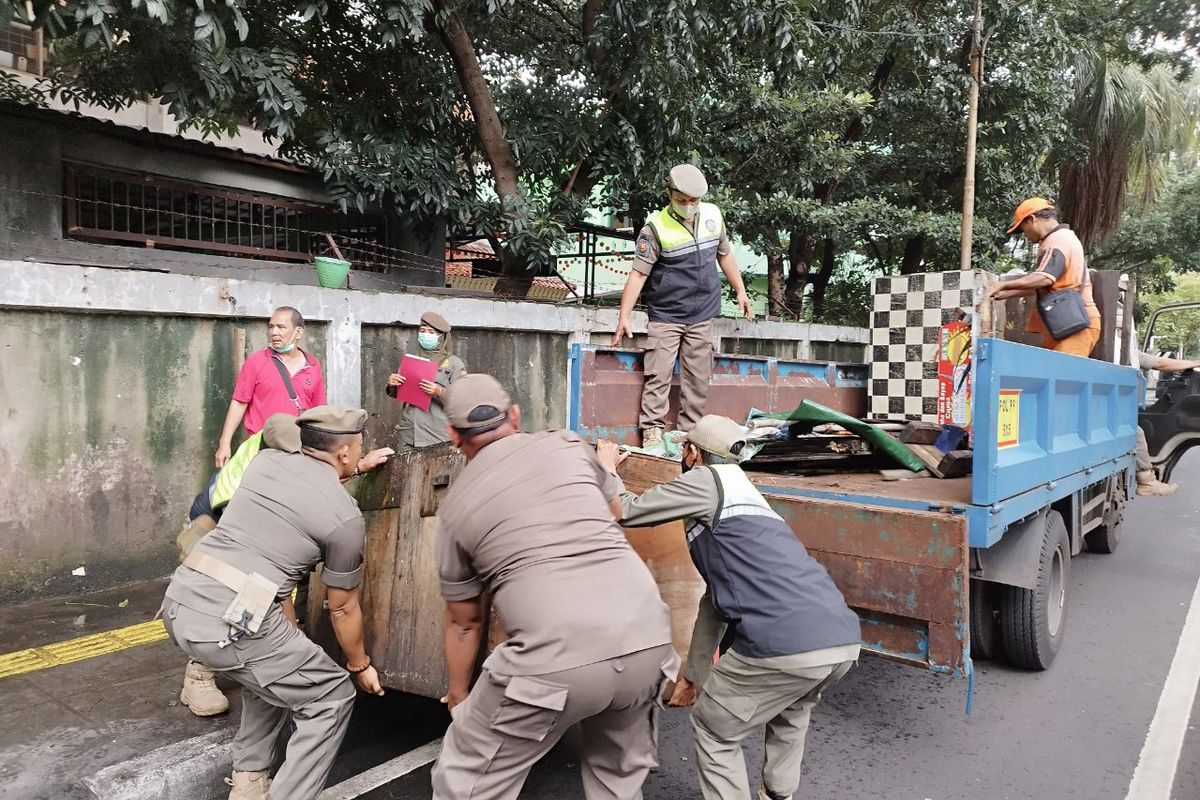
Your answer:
[270,354,305,412]
[1037,259,1091,341]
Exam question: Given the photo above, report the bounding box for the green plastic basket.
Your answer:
[314,256,351,289]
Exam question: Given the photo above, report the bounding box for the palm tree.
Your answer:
[1051,51,1198,250]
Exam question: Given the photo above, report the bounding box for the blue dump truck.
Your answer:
[568,335,1140,677]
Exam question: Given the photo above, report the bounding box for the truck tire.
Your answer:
[1000,511,1070,670]
[970,580,1001,660]
[1086,483,1124,555]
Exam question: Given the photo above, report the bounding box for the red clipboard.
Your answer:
[395,354,439,411]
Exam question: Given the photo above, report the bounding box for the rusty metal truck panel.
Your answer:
[568,345,867,446]
[623,455,970,674]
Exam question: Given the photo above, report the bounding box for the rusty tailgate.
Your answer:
[756,483,970,674]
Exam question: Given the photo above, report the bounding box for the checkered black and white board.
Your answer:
[869,270,982,420]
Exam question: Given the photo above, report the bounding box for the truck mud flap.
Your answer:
[762,490,970,675]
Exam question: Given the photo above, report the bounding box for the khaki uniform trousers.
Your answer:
[162,601,356,800]
[640,320,714,433]
[1136,426,1154,473]
[691,650,854,800]
[432,643,677,800]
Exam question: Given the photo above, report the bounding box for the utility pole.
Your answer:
[959,0,984,271]
[959,0,1032,271]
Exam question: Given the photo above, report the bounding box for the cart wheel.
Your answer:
[1086,488,1124,555]
[1000,511,1070,670]
[969,580,1001,661]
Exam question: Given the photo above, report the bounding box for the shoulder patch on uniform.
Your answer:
[704,217,717,233]
[636,234,653,257]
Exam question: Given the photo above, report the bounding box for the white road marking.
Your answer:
[319,737,444,800]
[1125,573,1200,800]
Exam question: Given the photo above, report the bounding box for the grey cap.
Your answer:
[261,413,302,453]
[684,415,747,460]
[668,164,708,198]
[296,405,367,435]
[444,373,512,430]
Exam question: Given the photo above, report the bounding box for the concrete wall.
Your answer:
[0,259,867,604]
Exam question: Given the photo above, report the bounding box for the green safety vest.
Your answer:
[644,202,723,323]
[209,432,264,510]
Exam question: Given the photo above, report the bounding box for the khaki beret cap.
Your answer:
[684,415,747,460]
[296,405,367,435]
[261,413,302,453]
[668,164,708,198]
[443,373,512,430]
[420,311,451,333]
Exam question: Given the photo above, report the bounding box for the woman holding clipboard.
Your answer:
[386,311,468,450]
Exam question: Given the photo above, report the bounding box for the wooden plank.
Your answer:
[936,449,973,479]
[905,443,946,477]
[899,421,941,444]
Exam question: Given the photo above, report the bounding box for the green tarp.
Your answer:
[750,400,926,472]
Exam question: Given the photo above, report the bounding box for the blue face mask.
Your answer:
[417,331,441,351]
[270,342,296,354]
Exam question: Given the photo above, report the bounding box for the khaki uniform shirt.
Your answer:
[165,449,366,618]
[389,354,468,449]
[614,468,860,686]
[632,212,733,275]
[435,431,673,676]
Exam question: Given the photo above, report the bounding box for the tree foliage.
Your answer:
[2,0,1197,313]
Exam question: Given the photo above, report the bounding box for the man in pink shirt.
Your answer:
[214,307,326,468]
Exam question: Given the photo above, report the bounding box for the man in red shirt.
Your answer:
[214,307,326,468]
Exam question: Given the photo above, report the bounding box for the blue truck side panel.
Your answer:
[971,338,1140,508]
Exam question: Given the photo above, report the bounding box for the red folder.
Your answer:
[395,354,439,411]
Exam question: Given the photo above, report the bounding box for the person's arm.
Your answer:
[326,585,384,695]
[595,441,720,526]
[669,591,727,706]
[989,271,1054,300]
[214,400,249,468]
[717,251,752,320]
[1149,355,1200,372]
[442,597,484,711]
[611,271,649,345]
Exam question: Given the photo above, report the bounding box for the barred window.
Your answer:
[63,163,395,269]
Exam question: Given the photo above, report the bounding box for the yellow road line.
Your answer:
[0,619,168,680]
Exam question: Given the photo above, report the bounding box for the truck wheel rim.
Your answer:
[1048,548,1065,637]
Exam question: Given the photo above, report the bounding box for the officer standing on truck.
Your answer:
[597,415,861,800]
[431,374,679,800]
[610,164,754,449]
[160,406,385,800]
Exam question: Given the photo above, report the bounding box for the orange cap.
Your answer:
[1006,197,1055,234]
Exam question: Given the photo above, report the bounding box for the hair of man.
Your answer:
[452,405,508,440]
[274,306,305,327]
[300,426,357,453]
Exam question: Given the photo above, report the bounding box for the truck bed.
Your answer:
[752,470,973,509]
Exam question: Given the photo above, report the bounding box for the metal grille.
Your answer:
[0,22,44,76]
[63,163,399,269]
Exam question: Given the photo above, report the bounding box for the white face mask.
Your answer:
[672,200,699,220]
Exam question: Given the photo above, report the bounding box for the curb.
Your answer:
[81,728,234,800]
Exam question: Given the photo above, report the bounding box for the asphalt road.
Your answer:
[337,457,1200,800]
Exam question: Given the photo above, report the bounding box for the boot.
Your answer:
[758,788,791,800]
[225,770,270,800]
[181,660,229,716]
[641,427,664,450]
[1136,470,1178,497]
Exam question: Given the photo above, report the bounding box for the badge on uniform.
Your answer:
[636,235,652,257]
[705,218,717,233]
